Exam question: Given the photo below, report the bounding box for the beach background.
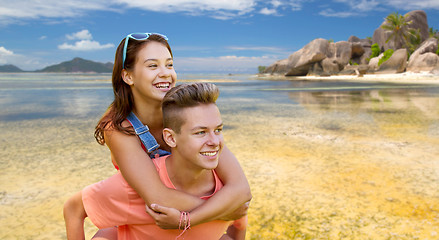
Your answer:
[1,72,439,239]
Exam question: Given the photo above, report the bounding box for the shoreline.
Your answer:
[257,71,439,84]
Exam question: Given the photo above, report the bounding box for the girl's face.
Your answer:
[125,41,177,103]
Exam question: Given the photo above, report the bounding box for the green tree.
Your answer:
[407,28,421,56]
[429,27,438,38]
[381,12,415,49]
[378,49,394,66]
[258,66,267,74]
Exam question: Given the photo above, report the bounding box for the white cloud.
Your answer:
[66,30,93,40]
[0,0,309,23]
[260,8,277,15]
[58,30,114,51]
[0,0,112,24]
[321,0,439,18]
[226,46,287,54]
[58,40,114,51]
[319,9,359,18]
[175,55,280,73]
[0,46,47,70]
[0,46,14,56]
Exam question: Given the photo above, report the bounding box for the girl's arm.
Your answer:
[106,127,251,227]
[105,126,204,210]
[189,145,252,225]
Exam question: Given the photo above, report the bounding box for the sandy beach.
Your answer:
[1,73,438,239]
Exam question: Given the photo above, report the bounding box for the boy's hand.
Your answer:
[219,201,250,221]
[146,204,181,229]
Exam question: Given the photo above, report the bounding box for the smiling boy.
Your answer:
[65,82,247,240]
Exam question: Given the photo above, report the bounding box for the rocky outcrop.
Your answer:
[372,10,429,51]
[376,49,408,74]
[284,38,329,76]
[348,36,372,65]
[262,10,438,78]
[264,59,289,74]
[368,53,383,71]
[407,38,439,72]
[405,10,430,42]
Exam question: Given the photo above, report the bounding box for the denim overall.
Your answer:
[126,112,171,159]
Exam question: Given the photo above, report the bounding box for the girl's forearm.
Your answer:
[190,145,252,225]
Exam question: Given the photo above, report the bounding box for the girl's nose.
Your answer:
[158,66,171,78]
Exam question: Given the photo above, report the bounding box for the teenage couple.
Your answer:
[63,33,252,240]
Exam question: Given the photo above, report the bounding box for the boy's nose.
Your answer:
[207,133,220,146]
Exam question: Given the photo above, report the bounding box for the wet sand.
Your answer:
[1,74,439,239]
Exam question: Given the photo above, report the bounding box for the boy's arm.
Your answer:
[63,191,87,240]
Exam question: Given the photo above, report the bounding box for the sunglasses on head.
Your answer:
[122,32,169,68]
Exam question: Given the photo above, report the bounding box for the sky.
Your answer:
[0,0,439,73]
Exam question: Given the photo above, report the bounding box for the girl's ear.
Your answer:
[121,69,134,86]
[163,128,177,148]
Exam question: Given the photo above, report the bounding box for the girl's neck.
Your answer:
[132,101,163,130]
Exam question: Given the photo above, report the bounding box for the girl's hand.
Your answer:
[145,204,182,229]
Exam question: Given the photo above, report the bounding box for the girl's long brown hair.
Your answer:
[94,34,173,145]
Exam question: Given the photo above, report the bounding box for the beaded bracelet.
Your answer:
[176,211,191,239]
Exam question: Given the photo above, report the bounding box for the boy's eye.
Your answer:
[195,131,205,135]
[215,128,223,133]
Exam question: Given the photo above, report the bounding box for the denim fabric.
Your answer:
[126,112,171,159]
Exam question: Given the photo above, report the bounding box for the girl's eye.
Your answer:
[167,63,174,68]
[148,64,157,68]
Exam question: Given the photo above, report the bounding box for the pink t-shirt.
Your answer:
[82,156,245,240]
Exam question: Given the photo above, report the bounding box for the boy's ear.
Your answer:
[121,69,134,86]
[163,128,177,148]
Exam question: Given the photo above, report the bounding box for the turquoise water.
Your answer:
[1,72,438,121]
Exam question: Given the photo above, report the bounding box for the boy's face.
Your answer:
[172,103,224,171]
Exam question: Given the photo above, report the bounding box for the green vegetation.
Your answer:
[370,44,381,58]
[328,39,334,43]
[366,43,381,62]
[38,57,113,73]
[258,66,267,74]
[382,12,415,50]
[0,64,24,72]
[429,27,438,38]
[378,49,394,66]
[407,28,421,56]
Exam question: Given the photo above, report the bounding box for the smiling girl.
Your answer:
[63,33,251,239]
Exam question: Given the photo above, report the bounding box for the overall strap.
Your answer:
[126,112,159,152]
[126,112,171,159]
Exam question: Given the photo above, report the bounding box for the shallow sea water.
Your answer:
[0,73,438,239]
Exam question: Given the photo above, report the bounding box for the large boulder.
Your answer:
[405,10,430,42]
[285,38,329,76]
[348,36,372,65]
[368,53,383,71]
[376,48,408,74]
[263,59,289,74]
[372,10,429,51]
[407,38,439,72]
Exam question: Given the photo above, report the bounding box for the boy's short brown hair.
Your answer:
[162,82,219,133]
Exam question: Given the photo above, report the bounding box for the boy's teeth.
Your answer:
[201,151,216,156]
